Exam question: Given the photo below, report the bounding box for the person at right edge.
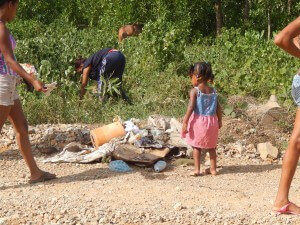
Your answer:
[273,16,300,215]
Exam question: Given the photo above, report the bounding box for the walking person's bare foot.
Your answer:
[29,171,56,184]
[273,201,300,215]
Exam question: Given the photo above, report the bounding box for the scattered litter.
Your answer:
[20,63,39,79]
[43,116,187,165]
[43,139,123,163]
[134,136,164,149]
[112,144,170,166]
[90,122,126,148]
[124,120,140,134]
[44,81,57,96]
[147,115,171,131]
[109,160,133,172]
[154,160,167,172]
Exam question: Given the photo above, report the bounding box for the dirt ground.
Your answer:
[1,97,300,225]
[1,151,300,225]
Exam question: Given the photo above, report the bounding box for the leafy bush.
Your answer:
[7,1,300,124]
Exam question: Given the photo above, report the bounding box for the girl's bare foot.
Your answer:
[203,168,217,176]
[190,170,201,177]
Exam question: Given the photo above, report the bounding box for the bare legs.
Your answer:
[207,148,217,175]
[193,147,201,175]
[1,99,55,182]
[273,108,300,213]
[193,147,217,175]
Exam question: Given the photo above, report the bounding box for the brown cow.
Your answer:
[118,24,144,42]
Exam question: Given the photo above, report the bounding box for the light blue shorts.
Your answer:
[291,74,300,107]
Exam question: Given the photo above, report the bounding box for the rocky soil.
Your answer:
[1,98,300,225]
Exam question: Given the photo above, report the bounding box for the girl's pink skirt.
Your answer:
[182,113,219,149]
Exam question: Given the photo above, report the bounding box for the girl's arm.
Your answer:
[182,88,197,133]
[0,24,44,91]
[80,65,91,99]
[274,16,300,58]
[216,99,222,129]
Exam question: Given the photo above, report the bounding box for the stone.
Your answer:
[234,142,244,155]
[64,142,83,152]
[257,142,278,160]
[195,208,204,216]
[247,95,286,128]
[39,146,58,155]
[173,203,183,211]
[0,218,7,225]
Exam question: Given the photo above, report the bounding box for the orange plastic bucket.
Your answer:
[90,122,126,148]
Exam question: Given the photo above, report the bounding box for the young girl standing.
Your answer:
[0,0,56,183]
[182,62,222,176]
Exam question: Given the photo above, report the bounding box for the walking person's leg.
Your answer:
[7,99,56,183]
[273,108,300,214]
[0,105,11,131]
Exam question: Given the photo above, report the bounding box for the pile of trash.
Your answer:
[43,115,191,172]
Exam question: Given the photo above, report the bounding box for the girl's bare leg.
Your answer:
[193,147,201,174]
[7,99,55,181]
[208,148,217,175]
[273,108,300,213]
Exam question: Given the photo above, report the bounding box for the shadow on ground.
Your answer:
[0,162,173,191]
[219,163,282,175]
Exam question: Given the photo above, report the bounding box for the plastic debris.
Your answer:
[20,63,39,79]
[109,160,133,172]
[154,160,167,172]
[124,120,140,134]
[44,81,57,96]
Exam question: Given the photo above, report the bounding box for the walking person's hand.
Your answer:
[32,79,47,92]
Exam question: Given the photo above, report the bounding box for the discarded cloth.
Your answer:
[43,139,124,163]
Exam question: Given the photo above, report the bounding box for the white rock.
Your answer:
[234,142,244,155]
[195,208,204,216]
[257,142,278,160]
[173,203,183,211]
[0,218,7,225]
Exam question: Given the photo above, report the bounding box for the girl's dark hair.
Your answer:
[189,61,214,82]
[74,56,86,70]
[0,0,18,7]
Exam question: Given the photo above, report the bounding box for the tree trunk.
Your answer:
[267,8,271,41]
[214,0,223,35]
[288,0,292,15]
[244,0,250,23]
